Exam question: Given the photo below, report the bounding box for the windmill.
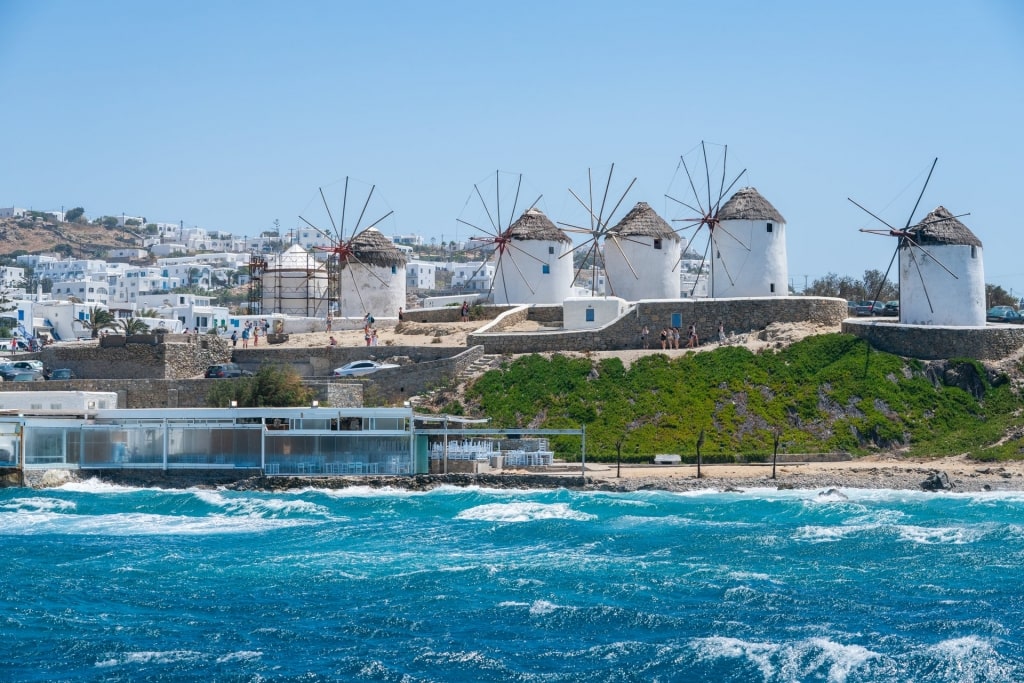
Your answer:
[297,177,405,319]
[456,171,555,304]
[665,142,749,297]
[556,164,639,296]
[849,158,982,325]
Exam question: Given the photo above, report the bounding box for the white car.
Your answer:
[332,360,400,377]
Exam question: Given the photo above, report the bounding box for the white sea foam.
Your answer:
[528,599,561,615]
[0,496,76,513]
[58,477,168,494]
[95,649,204,667]
[692,635,879,683]
[214,650,263,663]
[0,509,316,536]
[455,501,596,522]
[895,523,985,545]
[794,524,875,542]
[191,489,331,517]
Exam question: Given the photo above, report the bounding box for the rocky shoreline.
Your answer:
[21,457,1024,494]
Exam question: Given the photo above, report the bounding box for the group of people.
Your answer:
[641,322,725,350]
[229,319,271,349]
[363,313,379,347]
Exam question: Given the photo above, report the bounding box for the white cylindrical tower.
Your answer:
[899,206,985,326]
[604,202,681,301]
[338,227,407,319]
[261,244,329,316]
[493,208,573,305]
[712,187,788,298]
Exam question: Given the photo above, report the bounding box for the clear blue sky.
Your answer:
[2,1,1022,296]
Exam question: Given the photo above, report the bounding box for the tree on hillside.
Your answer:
[804,273,863,300]
[73,306,116,338]
[986,284,1017,309]
[206,365,316,408]
[99,216,118,229]
[64,207,85,223]
[862,269,898,301]
[118,317,151,336]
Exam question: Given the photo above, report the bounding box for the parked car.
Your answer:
[11,371,44,382]
[332,360,400,377]
[11,360,44,372]
[48,368,75,380]
[854,301,887,316]
[205,363,249,378]
[883,301,899,316]
[0,365,23,381]
[986,306,1023,323]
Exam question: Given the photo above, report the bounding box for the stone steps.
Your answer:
[457,354,503,382]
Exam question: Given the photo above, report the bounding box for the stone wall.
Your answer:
[403,305,515,324]
[468,297,849,354]
[36,336,232,379]
[231,345,470,378]
[842,319,1024,360]
[359,346,485,405]
[0,378,363,408]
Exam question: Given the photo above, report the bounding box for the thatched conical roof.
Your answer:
[350,227,408,268]
[718,187,785,223]
[908,206,982,248]
[609,202,679,240]
[508,208,572,243]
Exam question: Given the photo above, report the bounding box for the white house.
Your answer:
[406,260,437,290]
[899,206,986,326]
[451,261,495,292]
[711,187,788,298]
[492,208,574,305]
[605,202,681,301]
[0,207,27,219]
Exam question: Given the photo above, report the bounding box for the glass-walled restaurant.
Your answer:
[0,407,423,475]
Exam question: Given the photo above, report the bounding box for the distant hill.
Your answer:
[0,216,143,258]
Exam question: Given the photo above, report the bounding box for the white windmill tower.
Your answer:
[605,202,681,301]
[713,187,788,297]
[458,171,570,305]
[260,244,330,316]
[851,158,982,326]
[298,177,405,320]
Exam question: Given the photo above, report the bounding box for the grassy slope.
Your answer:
[461,333,1024,462]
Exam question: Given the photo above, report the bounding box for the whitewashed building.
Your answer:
[493,208,573,305]
[899,206,985,326]
[261,244,330,317]
[336,228,407,319]
[406,260,437,290]
[712,187,788,298]
[605,202,681,301]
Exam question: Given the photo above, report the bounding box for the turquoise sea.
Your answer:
[2,481,1022,682]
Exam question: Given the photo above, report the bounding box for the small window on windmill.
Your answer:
[766,222,773,233]
[391,266,397,274]
[770,283,775,293]
[971,246,977,258]
[542,264,550,274]
[654,238,662,250]
[585,308,595,322]
[548,246,555,255]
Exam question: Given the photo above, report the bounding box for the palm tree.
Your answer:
[74,306,116,339]
[118,317,151,336]
[137,308,162,319]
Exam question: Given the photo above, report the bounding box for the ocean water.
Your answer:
[1,482,1023,682]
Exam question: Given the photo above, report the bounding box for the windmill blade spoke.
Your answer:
[571,242,598,288]
[298,215,331,239]
[907,248,935,313]
[680,152,708,217]
[596,163,615,230]
[347,266,369,314]
[691,240,711,296]
[340,177,349,237]
[457,217,498,237]
[506,242,549,265]
[913,211,971,230]
[319,187,338,238]
[858,228,897,236]
[903,239,960,279]
[715,244,738,287]
[362,210,394,231]
[848,197,899,231]
[715,168,748,214]
[665,193,704,216]
[717,144,728,213]
[474,182,498,233]
[603,176,637,227]
[527,194,542,211]
[871,248,899,308]
[607,236,640,280]
[904,157,938,230]
[716,225,751,251]
[506,173,523,232]
[348,253,390,287]
[702,141,712,214]
[568,188,602,227]
[504,250,536,295]
[352,184,376,237]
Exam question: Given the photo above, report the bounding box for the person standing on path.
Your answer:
[640,325,649,349]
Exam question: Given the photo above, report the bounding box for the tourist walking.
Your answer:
[718,321,726,343]
[640,325,649,349]
[687,324,698,348]
[325,314,332,332]
[230,330,238,347]
[659,328,668,350]
[460,301,469,322]
[672,327,681,349]
[241,327,249,348]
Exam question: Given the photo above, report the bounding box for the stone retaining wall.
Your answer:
[36,337,231,379]
[231,345,471,378]
[0,378,363,408]
[359,346,485,405]
[468,297,849,354]
[842,319,1024,360]
[403,305,514,324]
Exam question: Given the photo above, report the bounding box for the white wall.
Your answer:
[712,218,788,298]
[900,243,986,326]
[494,239,573,305]
[563,296,629,330]
[605,235,681,301]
